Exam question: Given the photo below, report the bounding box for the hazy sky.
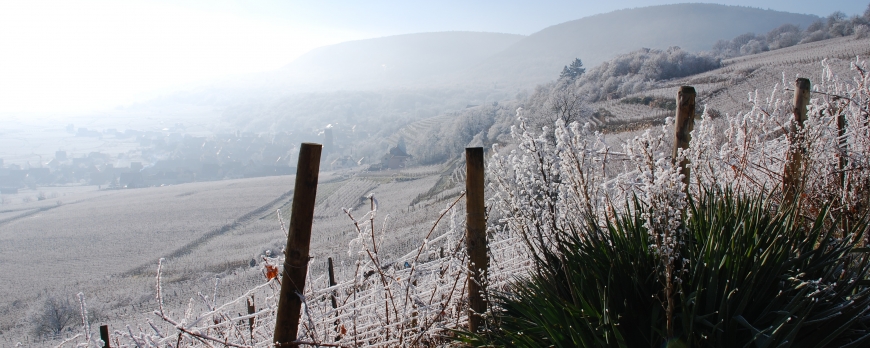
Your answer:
[0,0,865,115]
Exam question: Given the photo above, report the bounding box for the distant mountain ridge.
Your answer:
[467,3,819,87]
[278,3,819,92]
[278,31,525,91]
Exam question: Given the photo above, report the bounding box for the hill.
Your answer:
[582,35,870,131]
[272,4,818,92]
[355,34,870,165]
[464,4,819,87]
[99,4,823,141]
[277,31,525,91]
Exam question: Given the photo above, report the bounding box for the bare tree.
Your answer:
[528,79,590,134]
[31,296,77,337]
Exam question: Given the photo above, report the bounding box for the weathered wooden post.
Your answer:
[664,86,697,337]
[327,257,341,341]
[673,86,696,191]
[465,147,488,332]
[327,257,338,309]
[783,78,811,205]
[247,296,255,341]
[99,325,110,348]
[274,143,322,347]
[835,96,847,190]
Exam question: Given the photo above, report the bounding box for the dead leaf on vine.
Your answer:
[340,325,347,335]
[265,265,279,280]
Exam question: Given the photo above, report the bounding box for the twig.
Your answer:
[53,333,82,348]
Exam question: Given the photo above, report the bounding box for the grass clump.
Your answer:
[461,190,870,347]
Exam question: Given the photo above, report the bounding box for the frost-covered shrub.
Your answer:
[526,47,721,124]
[86,194,526,347]
[575,47,720,102]
[739,39,767,55]
[801,30,830,44]
[766,23,802,50]
[714,12,870,58]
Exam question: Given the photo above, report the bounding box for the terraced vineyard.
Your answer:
[720,36,870,71]
[590,36,870,130]
[314,178,379,218]
[0,162,462,345]
[385,113,454,145]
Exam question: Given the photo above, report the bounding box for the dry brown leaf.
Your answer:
[265,264,279,280]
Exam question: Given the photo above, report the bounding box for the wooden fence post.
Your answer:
[247,296,255,342]
[327,257,338,309]
[99,325,110,348]
[783,78,811,205]
[834,97,847,190]
[274,143,322,347]
[327,257,341,341]
[465,147,488,332]
[673,86,695,191]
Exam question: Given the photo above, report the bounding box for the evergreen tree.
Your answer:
[559,58,585,80]
[396,136,407,155]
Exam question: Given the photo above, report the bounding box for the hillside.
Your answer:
[583,35,870,131]
[83,4,825,164]
[464,4,819,88]
[277,31,525,91]
[273,4,818,92]
[0,167,462,345]
[221,5,822,142]
[343,34,870,165]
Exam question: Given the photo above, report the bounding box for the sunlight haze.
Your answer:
[0,0,864,115]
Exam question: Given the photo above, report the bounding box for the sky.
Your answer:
[0,0,866,115]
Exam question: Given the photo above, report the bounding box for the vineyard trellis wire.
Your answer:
[135,191,531,348]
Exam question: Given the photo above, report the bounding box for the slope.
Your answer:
[278,31,525,91]
[587,35,870,131]
[465,3,819,87]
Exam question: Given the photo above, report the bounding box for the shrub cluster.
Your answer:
[713,7,870,57]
